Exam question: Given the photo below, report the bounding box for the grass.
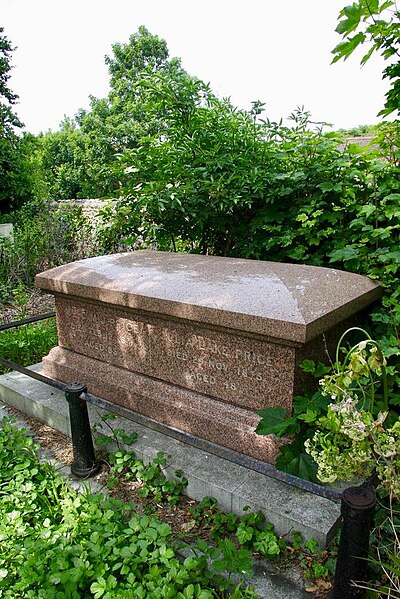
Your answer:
[0,317,57,374]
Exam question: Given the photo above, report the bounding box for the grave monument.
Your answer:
[36,251,382,463]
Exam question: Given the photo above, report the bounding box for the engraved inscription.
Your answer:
[149,323,293,408]
[56,298,150,371]
[56,297,295,410]
[156,329,272,389]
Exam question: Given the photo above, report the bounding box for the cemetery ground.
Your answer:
[1,285,399,598]
[0,402,335,598]
[0,290,338,598]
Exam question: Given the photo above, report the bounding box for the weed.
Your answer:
[93,412,138,450]
[188,497,284,560]
[108,449,188,506]
[93,412,188,505]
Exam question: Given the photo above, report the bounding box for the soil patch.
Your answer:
[1,289,55,324]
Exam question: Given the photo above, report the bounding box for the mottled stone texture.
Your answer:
[54,297,296,412]
[43,346,281,463]
[36,251,382,463]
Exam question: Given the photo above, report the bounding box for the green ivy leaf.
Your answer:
[300,359,317,374]
[304,538,319,554]
[298,410,319,424]
[90,579,106,598]
[292,391,331,419]
[300,360,331,378]
[253,530,281,556]
[256,407,286,432]
[236,524,254,545]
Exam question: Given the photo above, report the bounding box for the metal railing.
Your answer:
[0,312,379,598]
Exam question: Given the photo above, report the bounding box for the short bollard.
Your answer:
[65,381,101,478]
[331,482,377,599]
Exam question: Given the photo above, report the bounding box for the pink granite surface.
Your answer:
[43,346,281,464]
[36,251,382,464]
[35,251,382,344]
[55,296,295,411]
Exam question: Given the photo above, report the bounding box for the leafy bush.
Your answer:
[0,198,99,288]
[0,418,257,598]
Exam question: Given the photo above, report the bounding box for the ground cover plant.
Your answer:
[0,417,261,598]
[90,413,336,594]
[0,415,337,598]
[0,316,57,374]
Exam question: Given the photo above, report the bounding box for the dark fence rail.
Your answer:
[0,313,379,598]
[0,312,56,332]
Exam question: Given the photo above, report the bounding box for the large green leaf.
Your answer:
[292,392,331,418]
[335,3,364,36]
[329,245,360,262]
[256,407,300,437]
[276,443,319,482]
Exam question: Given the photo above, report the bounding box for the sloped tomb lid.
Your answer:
[35,251,382,343]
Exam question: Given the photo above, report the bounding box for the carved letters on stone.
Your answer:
[57,297,294,410]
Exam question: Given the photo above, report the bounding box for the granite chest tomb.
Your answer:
[35,251,382,463]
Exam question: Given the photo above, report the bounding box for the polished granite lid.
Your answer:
[35,251,382,343]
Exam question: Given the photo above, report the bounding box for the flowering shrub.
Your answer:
[304,328,400,498]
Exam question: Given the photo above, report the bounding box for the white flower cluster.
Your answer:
[304,332,398,497]
[305,430,373,484]
[330,397,357,415]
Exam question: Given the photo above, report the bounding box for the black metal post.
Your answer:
[65,381,101,478]
[330,482,377,598]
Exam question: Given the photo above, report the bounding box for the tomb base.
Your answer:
[43,346,281,463]
[36,251,382,465]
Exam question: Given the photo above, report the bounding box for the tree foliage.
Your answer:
[332,0,400,116]
[36,26,186,200]
[0,27,33,213]
[0,27,22,132]
[105,25,172,100]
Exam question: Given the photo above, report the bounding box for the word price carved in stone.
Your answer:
[163,330,274,392]
[117,319,145,348]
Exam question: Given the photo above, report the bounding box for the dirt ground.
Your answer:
[1,289,55,324]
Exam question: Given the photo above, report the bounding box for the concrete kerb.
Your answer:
[0,363,341,548]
